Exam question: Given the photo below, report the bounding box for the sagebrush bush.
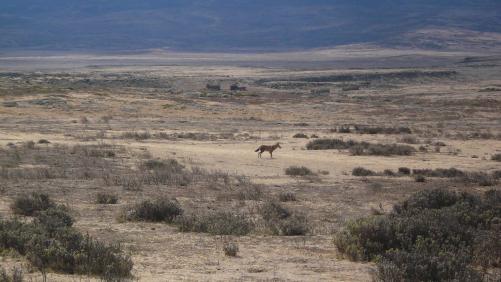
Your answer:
[176,211,252,236]
[96,192,118,204]
[223,242,239,257]
[398,167,411,175]
[260,201,308,236]
[414,175,426,182]
[306,139,415,156]
[285,166,314,177]
[11,192,55,216]
[292,133,309,139]
[278,191,297,202]
[492,154,501,162]
[0,207,132,279]
[352,167,375,177]
[412,167,465,178]
[122,198,183,223]
[0,267,23,282]
[334,189,501,281]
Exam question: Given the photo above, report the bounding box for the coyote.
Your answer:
[255,142,281,158]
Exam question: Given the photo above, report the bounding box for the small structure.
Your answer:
[311,88,330,95]
[230,83,247,91]
[206,83,221,91]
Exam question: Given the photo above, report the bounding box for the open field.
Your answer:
[1,48,501,281]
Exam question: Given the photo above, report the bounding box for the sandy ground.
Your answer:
[0,49,501,281]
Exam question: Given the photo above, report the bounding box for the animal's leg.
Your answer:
[270,151,273,158]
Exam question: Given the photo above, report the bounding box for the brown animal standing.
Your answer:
[255,142,281,158]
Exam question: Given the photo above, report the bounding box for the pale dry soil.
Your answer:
[0,50,501,281]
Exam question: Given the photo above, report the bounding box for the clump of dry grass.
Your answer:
[176,211,253,236]
[11,192,55,216]
[278,191,297,202]
[492,154,501,162]
[306,139,415,156]
[120,198,183,223]
[285,166,314,177]
[259,201,309,236]
[96,192,118,204]
[223,242,239,257]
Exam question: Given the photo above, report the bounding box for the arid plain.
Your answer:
[1,47,500,281]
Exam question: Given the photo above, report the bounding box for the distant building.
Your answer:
[230,83,247,91]
[206,83,221,91]
[311,88,330,95]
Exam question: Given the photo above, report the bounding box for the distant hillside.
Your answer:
[1,0,501,52]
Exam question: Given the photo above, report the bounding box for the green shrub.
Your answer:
[306,138,353,150]
[0,211,132,279]
[11,192,55,216]
[35,206,74,233]
[350,143,415,156]
[306,139,415,156]
[260,201,308,236]
[122,198,183,223]
[96,192,118,204]
[176,211,252,236]
[352,167,375,177]
[412,167,465,178]
[285,166,314,177]
[334,189,501,281]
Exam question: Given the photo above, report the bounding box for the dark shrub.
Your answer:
[414,175,426,182]
[412,167,465,178]
[293,133,309,139]
[260,201,308,236]
[374,249,482,282]
[285,166,314,177]
[140,159,184,171]
[351,143,415,156]
[355,126,412,135]
[462,172,497,186]
[223,242,239,257]
[278,192,297,202]
[398,167,411,175]
[0,267,23,282]
[493,170,501,179]
[393,189,460,214]
[352,167,375,177]
[260,201,290,222]
[0,218,132,279]
[492,154,501,162]
[399,135,419,144]
[11,192,55,216]
[37,139,50,144]
[334,189,501,281]
[310,134,319,138]
[176,211,252,236]
[276,213,309,236]
[35,206,74,233]
[96,192,118,204]
[306,138,351,150]
[338,126,352,133]
[383,169,395,176]
[309,139,415,156]
[122,198,183,223]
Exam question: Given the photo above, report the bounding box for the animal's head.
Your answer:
[276,142,282,149]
